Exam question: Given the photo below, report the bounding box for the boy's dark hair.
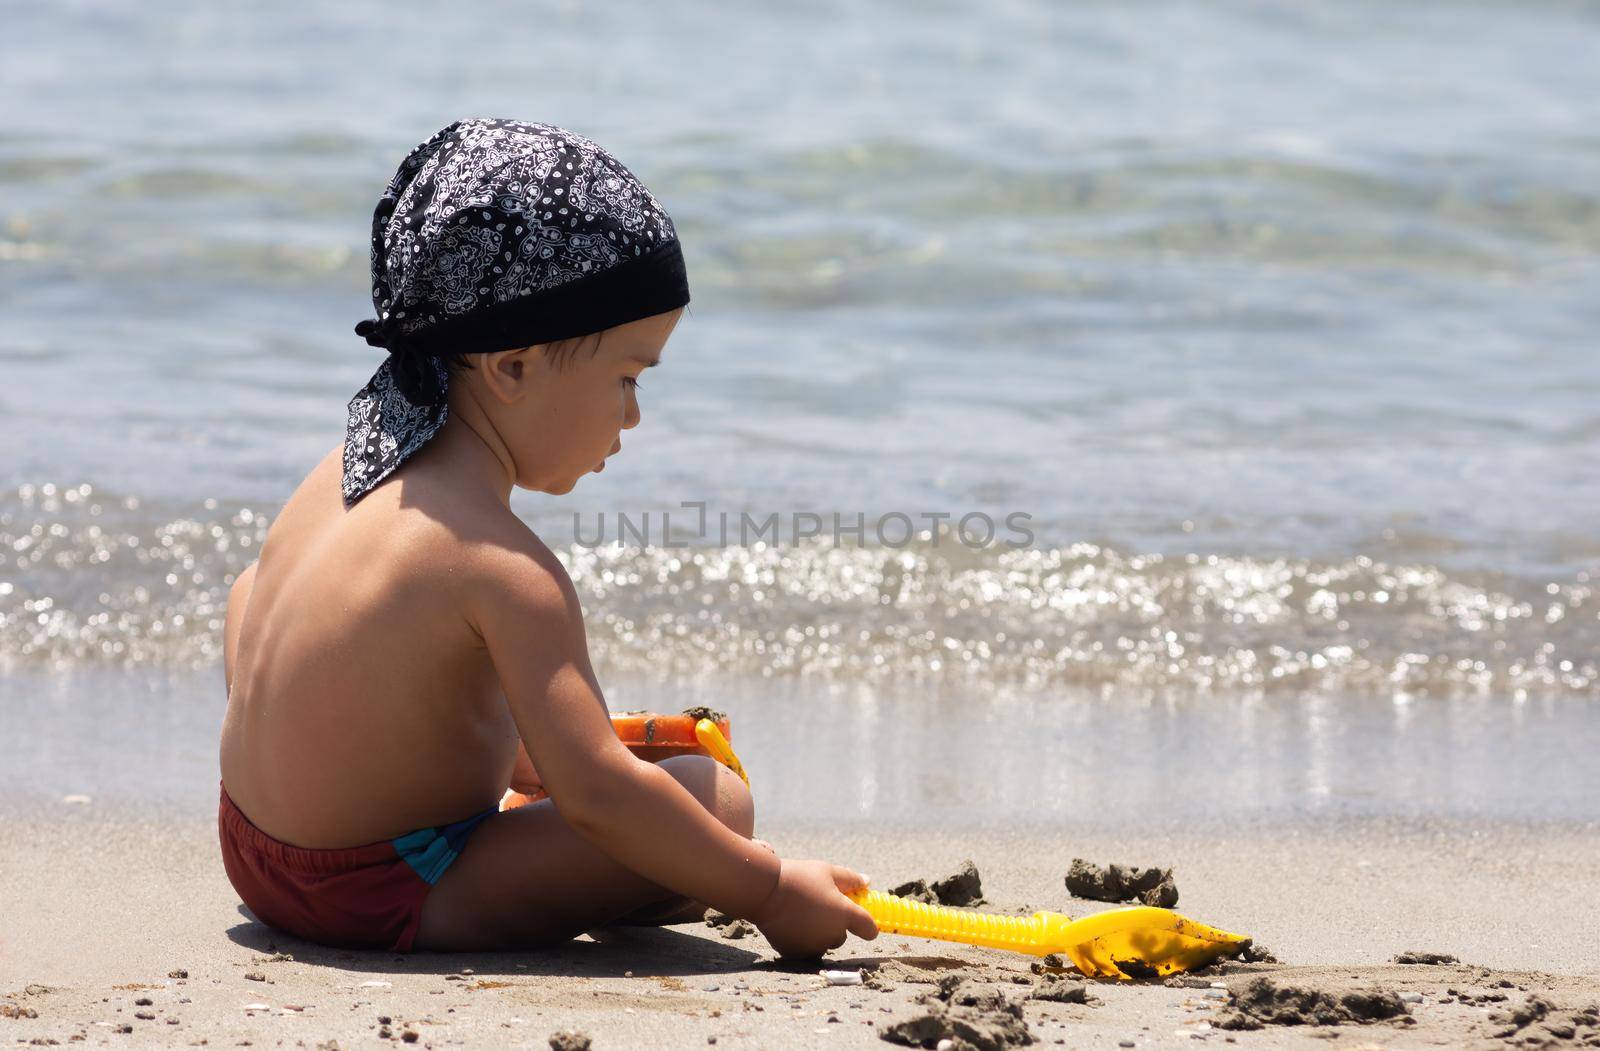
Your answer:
[444,330,607,384]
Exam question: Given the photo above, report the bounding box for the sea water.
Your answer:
[3,1,1599,811]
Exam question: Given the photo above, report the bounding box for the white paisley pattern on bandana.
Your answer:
[342,117,687,507]
[341,358,451,505]
[374,118,678,337]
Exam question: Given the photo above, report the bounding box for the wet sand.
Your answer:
[4,806,1597,1049]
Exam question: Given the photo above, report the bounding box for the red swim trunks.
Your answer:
[217,782,495,951]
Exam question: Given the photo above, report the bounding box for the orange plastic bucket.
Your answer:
[500,709,731,810]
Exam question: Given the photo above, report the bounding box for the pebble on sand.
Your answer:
[1216,977,1408,1030]
[1065,858,1179,908]
[1393,951,1459,965]
[720,919,757,940]
[1029,976,1089,1004]
[930,860,986,907]
[548,1029,592,1051]
[890,860,988,908]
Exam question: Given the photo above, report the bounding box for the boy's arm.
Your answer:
[469,536,782,920]
[508,738,542,793]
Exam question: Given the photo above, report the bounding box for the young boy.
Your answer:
[217,118,878,958]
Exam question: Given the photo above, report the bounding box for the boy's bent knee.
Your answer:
[656,754,754,838]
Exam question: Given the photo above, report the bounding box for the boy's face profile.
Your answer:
[456,307,684,496]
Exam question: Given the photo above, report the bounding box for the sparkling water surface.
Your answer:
[4,1,1600,702]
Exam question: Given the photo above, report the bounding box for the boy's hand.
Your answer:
[747,859,878,959]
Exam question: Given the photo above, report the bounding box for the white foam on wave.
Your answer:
[3,485,1595,699]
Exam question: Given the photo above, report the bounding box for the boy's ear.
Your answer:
[478,346,532,404]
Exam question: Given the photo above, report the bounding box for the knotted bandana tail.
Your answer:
[342,357,451,505]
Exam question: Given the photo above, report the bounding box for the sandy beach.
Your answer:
[4,801,1597,1049]
[7,2,1600,1048]
[6,668,1596,1051]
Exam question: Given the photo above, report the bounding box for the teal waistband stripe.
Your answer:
[391,807,496,885]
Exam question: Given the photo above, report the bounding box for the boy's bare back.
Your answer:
[220,438,541,849]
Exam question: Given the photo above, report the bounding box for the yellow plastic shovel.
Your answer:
[847,889,1252,980]
[694,718,749,787]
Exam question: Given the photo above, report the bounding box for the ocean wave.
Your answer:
[14,131,1599,298]
[2,485,1594,699]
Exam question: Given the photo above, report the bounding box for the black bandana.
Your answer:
[343,118,691,506]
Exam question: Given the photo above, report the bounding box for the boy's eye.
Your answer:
[622,376,641,390]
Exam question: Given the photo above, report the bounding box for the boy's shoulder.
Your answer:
[390,465,581,622]
[460,509,572,596]
[308,443,578,612]
[447,502,587,660]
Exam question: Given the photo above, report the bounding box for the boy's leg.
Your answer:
[412,754,755,951]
